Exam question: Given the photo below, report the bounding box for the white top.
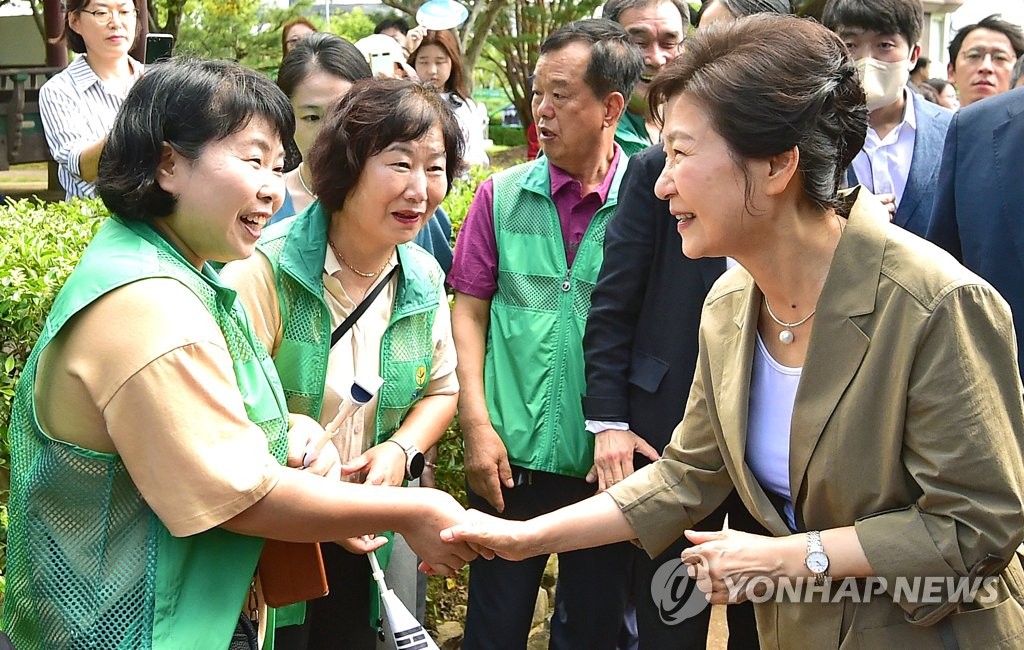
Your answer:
[850,88,917,209]
[745,333,802,530]
[38,54,143,199]
[445,91,489,170]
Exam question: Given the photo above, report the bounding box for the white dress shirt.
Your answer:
[850,89,917,209]
[38,55,143,199]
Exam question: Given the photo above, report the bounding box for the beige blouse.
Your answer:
[221,247,458,469]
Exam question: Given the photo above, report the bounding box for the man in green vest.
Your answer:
[449,19,643,650]
[603,0,690,155]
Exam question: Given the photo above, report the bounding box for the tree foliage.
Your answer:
[380,0,511,94]
[487,0,603,128]
[169,0,376,77]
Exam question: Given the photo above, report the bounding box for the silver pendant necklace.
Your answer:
[764,297,815,345]
[762,213,845,345]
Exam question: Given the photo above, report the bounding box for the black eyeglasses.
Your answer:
[79,7,138,24]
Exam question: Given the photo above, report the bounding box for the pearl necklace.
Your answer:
[297,163,316,198]
[329,239,391,278]
[763,213,846,345]
[763,297,816,345]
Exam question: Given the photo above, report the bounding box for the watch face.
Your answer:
[806,551,829,574]
[408,452,426,480]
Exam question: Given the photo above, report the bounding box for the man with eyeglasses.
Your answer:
[602,0,688,155]
[947,14,1024,108]
[39,0,143,199]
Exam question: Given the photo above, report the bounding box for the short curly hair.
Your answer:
[307,78,465,215]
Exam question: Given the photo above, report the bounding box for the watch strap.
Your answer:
[806,530,829,586]
[384,438,423,480]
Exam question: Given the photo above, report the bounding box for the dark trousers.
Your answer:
[274,543,378,650]
[462,467,634,650]
[627,490,762,649]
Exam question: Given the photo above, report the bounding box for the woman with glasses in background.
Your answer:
[39,0,143,199]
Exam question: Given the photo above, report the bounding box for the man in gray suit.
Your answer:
[823,0,952,237]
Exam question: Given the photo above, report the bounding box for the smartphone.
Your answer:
[145,33,174,65]
[368,51,396,78]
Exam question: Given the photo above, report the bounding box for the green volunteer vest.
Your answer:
[258,200,441,444]
[2,217,290,649]
[615,110,652,157]
[256,200,441,628]
[485,157,628,478]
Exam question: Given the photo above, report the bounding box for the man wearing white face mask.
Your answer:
[823,0,953,238]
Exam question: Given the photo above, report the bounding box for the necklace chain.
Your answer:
[297,163,316,198]
[763,213,845,345]
[764,297,817,329]
[329,239,391,278]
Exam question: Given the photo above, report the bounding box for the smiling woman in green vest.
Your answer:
[2,59,476,650]
[221,77,465,649]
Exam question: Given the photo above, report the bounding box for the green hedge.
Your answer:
[0,196,108,599]
[0,197,107,448]
[488,125,527,148]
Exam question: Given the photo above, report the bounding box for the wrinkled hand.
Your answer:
[401,489,478,576]
[439,509,538,562]
[341,440,406,486]
[335,534,389,555]
[680,529,785,605]
[463,422,514,512]
[586,429,660,492]
[286,413,341,480]
[876,193,896,220]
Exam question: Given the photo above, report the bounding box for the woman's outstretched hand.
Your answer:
[402,490,481,576]
[438,509,539,562]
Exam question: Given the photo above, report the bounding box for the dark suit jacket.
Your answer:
[846,91,952,237]
[927,86,1024,373]
[583,144,725,458]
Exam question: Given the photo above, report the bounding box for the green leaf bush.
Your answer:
[0,196,108,600]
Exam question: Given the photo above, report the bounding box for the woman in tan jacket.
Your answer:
[441,14,1024,648]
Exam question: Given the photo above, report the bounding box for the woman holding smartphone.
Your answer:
[39,0,143,199]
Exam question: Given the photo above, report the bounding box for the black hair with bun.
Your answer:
[648,13,868,213]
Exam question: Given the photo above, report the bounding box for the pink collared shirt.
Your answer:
[448,148,623,300]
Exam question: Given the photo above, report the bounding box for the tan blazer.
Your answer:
[608,193,1024,648]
